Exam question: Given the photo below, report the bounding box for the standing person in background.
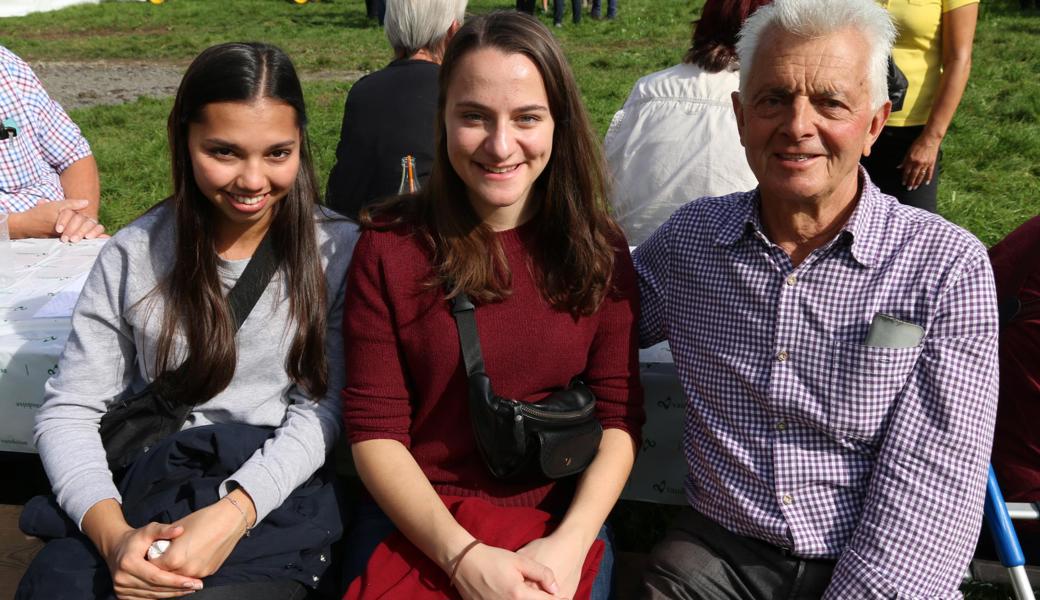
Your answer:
[325,0,466,220]
[861,0,978,212]
[341,12,643,599]
[517,0,536,14]
[365,0,386,25]
[590,0,616,19]
[0,45,104,243]
[18,42,358,600]
[604,0,767,245]
[554,0,582,26]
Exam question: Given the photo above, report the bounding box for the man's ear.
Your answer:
[862,99,891,157]
[731,91,747,148]
[447,19,462,41]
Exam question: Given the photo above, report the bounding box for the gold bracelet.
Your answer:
[224,495,253,537]
[449,539,482,586]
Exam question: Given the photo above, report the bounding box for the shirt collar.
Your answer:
[714,168,885,269]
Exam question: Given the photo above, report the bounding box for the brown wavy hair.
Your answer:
[156,42,328,403]
[684,0,772,71]
[363,11,619,317]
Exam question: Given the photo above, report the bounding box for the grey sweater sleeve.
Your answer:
[34,235,140,527]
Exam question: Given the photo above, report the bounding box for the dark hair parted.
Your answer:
[363,11,620,317]
[684,0,772,71]
[159,41,328,403]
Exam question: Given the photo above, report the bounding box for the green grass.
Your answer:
[2,0,1036,241]
[1,2,1038,596]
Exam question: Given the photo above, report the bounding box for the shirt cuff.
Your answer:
[220,461,282,525]
[53,144,92,174]
[66,480,122,531]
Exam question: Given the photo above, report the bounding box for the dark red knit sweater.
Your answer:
[342,222,644,510]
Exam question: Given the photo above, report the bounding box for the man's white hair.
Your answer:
[735,0,896,110]
[385,0,468,57]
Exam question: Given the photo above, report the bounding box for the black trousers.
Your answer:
[640,508,836,600]
[516,0,536,13]
[860,124,941,213]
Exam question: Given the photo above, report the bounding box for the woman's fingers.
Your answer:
[515,553,559,595]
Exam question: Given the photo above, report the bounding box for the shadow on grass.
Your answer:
[288,8,381,30]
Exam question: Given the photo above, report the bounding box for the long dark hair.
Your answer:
[684,0,772,71]
[364,11,619,317]
[157,42,328,402]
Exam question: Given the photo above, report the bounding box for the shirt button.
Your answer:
[782,494,794,506]
[312,575,320,583]
[785,274,797,287]
[775,421,787,431]
[320,554,326,563]
[776,350,789,362]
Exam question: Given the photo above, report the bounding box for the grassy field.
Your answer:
[1,1,1038,596]
[0,0,1036,243]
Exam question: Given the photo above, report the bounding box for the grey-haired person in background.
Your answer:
[325,0,466,220]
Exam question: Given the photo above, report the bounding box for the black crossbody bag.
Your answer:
[449,292,602,480]
[99,235,278,472]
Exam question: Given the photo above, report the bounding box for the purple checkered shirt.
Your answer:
[0,45,91,213]
[634,172,999,598]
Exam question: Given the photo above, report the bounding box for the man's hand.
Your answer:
[7,198,106,242]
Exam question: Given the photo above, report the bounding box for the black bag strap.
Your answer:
[449,291,486,377]
[227,233,278,331]
[151,233,279,389]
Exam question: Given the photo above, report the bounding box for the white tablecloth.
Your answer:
[0,238,105,453]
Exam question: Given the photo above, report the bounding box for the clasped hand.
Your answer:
[452,531,588,600]
[101,498,249,599]
[13,198,106,242]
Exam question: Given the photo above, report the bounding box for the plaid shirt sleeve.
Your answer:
[823,248,999,599]
[633,213,672,348]
[14,55,92,173]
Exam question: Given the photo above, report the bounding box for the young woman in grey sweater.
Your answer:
[19,43,358,600]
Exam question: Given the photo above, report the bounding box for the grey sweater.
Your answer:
[34,202,359,527]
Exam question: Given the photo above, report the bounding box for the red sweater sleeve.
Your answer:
[586,245,645,441]
[342,230,414,446]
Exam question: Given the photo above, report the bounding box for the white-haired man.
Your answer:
[634,0,998,597]
[324,0,466,219]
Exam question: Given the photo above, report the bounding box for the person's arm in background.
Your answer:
[901,2,978,191]
[7,155,102,242]
[6,45,104,242]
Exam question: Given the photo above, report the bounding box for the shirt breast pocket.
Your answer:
[0,130,44,192]
[828,341,921,445]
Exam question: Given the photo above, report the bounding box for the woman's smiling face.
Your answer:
[188,98,300,246]
[444,47,555,231]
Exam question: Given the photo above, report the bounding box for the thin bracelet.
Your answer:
[224,495,253,537]
[449,539,482,586]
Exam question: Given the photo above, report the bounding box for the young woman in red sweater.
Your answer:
[341,11,643,600]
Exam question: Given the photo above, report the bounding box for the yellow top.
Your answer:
[878,0,979,127]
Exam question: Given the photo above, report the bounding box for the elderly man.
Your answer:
[634,0,998,597]
[325,0,466,220]
[1,45,103,242]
